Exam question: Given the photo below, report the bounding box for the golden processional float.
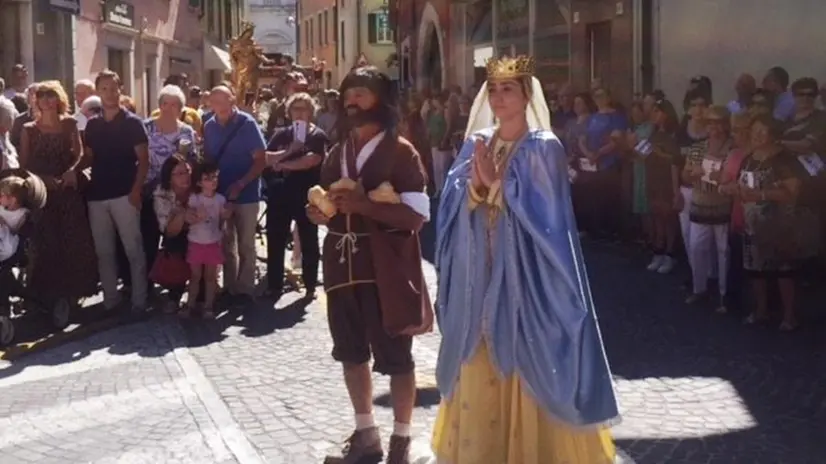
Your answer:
[226,22,319,289]
[226,21,322,109]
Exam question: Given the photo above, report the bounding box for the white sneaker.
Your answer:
[657,256,675,274]
[646,255,664,271]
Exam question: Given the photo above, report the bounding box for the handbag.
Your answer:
[149,250,191,288]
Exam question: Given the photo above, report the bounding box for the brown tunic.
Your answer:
[320,132,433,336]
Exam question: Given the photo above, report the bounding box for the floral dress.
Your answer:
[741,151,819,275]
[23,121,98,300]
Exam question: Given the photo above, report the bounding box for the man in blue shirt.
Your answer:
[202,85,266,301]
[80,69,150,313]
[763,66,795,122]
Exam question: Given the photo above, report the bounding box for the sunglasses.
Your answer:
[794,91,817,98]
[36,90,58,98]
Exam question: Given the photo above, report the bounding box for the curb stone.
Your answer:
[161,322,266,464]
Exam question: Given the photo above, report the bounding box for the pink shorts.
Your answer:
[187,241,224,266]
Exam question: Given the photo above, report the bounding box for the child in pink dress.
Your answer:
[184,161,231,318]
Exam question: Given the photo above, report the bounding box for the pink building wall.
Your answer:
[75,0,205,110]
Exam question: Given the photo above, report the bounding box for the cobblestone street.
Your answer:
[0,230,824,463]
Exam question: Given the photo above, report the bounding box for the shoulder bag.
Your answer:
[206,117,245,164]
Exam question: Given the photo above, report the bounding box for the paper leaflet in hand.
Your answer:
[740,171,756,189]
[797,153,825,176]
[293,120,308,142]
[578,158,597,172]
[701,158,722,185]
[635,139,653,157]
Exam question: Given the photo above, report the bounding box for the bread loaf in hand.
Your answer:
[307,185,337,218]
[368,181,401,204]
[329,178,358,191]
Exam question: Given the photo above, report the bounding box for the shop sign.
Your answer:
[49,0,80,15]
[104,1,135,29]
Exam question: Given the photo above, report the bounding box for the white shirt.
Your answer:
[187,193,226,244]
[339,131,430,221]
[0,206,27,261]
[2,89,22,101]
[75,111,89,131]
[0,134,19,170]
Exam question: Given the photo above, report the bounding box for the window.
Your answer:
[367,11,393,44]
[107,48,127,90]
[323,10,329,45]
[333,7,339,65]
[317,13,323,47]
[296,20,301,54]
[206,1,215,35]
[223,0,233,41]
[340,21,346,60]
[309,20,314,49]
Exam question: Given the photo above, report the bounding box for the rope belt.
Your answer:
[327,230,370,263]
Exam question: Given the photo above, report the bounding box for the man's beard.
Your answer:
[345,105,383,127]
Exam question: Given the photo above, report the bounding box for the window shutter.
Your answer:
[367,13,377,44]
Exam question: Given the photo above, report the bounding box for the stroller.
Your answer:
[0,168,75,347]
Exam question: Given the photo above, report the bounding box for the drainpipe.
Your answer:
[356,0,362,60]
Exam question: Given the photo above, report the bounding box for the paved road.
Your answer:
[1,229,824,463]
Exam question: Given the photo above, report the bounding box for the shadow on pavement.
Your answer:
[373,386,441,409]
[240,296,311,337]
[583,241,826,463]
[0,310,180,379]
[180,291,311,348]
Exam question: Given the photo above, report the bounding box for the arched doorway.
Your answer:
[423,28,442,90]
[416,2,445,91]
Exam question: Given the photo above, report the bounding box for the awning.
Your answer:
[204,41,231,71]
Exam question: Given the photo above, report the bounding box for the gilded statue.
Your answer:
[228,21,275,105]
[228,21,322,105]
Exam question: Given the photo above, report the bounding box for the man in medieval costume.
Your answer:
[306,65,433,464]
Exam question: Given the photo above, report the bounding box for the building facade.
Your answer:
[201,0,246,89]
[0,0,79,86]
[74,0,207,114]
[296,0,338,86]
[652,0,826,107]
[338,0,396,81]
[397,0,635,102]
[393,0,451,91]
[249,0,297,57]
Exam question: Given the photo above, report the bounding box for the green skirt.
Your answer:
[632,160,648,215]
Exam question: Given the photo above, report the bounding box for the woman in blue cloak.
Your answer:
[431,55,620,463]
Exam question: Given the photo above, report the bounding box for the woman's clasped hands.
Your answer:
[471,138,497,191]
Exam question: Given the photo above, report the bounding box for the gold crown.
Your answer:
[485,55,535,80]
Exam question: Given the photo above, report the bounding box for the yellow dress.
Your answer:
[433,137,616,464]
[431,343,616,464]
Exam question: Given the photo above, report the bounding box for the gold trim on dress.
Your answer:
[468,184,487,210]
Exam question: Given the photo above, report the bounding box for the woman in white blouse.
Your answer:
[0,97,19,171]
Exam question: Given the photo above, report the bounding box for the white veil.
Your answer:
[464,76,552,139]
